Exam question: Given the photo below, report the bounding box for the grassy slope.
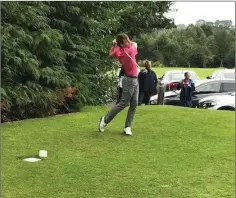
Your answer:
[2,106,234,198]
[152,67,217,80]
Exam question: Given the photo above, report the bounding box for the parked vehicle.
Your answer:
[158,70,200,92]
[206,69,235,80]
[151,79,235,107]
[199,92,235,111]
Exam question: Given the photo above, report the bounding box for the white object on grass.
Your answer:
[39,150,47,158]
[23,158,41,162]
[118,76,124,88]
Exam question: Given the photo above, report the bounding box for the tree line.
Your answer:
[1,1,174,122]
[137,24,235,68]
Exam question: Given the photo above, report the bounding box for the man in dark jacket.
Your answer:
[177,72,195,107]
[138,61,158,105]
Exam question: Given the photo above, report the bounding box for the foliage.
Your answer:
[1,2,173,121]
[138,24,235,68]
[3,2,233,122]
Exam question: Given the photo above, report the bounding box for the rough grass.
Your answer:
[2,106,234,198]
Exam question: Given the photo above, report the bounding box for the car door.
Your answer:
[193,82,222,106]
[220,82,235,93]
[164,94,182,106]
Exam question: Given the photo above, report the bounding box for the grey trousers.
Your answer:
[105,76,139,128]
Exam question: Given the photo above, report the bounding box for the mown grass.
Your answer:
[152,67,218,80]
[2,106,234,198]
[111,67,219,80]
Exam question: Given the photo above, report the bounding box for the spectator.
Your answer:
[138,61,158,105]
[176,72,195,107]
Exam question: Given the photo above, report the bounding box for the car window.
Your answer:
[215,72,222,79]
[211,71,218,78]
[196,82,221,92]
[221,82,235,92]
[170,73,185,81]
[223,72,235,79]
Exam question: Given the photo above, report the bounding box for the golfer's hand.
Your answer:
[112,39,117,46]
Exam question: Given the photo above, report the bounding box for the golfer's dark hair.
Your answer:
[116,33,129,42]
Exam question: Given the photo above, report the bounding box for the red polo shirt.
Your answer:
[110,42,138,77]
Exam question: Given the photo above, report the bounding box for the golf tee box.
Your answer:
[39,150,47,158]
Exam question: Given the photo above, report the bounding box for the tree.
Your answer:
[201,24,213,36]
[116,2,175,38]
[214,28,234,67]
[2,2,73,121]
[1,1,176,121]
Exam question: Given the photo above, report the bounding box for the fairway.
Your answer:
[2,106,234,198]
[152,67,218,79]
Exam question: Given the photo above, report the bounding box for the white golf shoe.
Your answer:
[124,127,132,136]
[99,117,106,132]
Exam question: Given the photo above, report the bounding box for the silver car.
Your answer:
[207,69,235,80]
[158,70,200,92]
[199,92,235,111]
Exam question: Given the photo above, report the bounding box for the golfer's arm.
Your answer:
[109,45,119,58]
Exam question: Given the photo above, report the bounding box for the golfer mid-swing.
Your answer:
[99,33,139,136]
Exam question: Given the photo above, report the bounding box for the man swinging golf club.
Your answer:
[117,42,138,104]
[99,33,139,136]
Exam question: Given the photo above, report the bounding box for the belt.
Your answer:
[125,75,138,78]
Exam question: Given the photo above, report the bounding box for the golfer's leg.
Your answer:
[116,87,122,104]
[104,78,132,124]
[125,80,139,128]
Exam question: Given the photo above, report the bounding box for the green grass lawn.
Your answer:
[2,106,234,198]
[152,67,218,80]
[111,67,219,80]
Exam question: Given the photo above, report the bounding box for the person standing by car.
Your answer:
[138,61,158,105]
[176,72,195,107]
[99,33,139,136]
